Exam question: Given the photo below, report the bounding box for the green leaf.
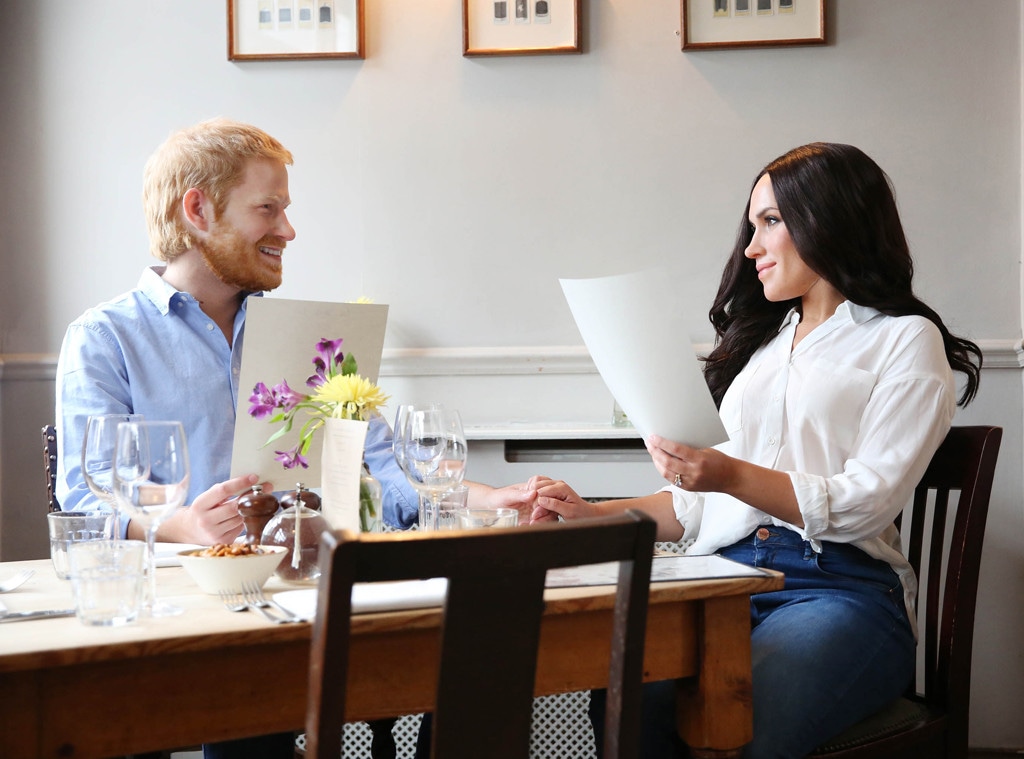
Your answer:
[340,351,358,376]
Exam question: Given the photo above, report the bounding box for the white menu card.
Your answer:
[560,269,727,446]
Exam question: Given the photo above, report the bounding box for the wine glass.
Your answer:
[81,414,143,538]
[113,420,190,617]
[393,404,426,527]
[394,404,467,531]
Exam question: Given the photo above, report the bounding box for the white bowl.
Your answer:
[177,545,287,595]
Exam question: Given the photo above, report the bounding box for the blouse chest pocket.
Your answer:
[791,360,877,451]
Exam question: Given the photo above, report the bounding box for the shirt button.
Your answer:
[206,323,215,331]
[768,436,776,446]
[756,528,771,541]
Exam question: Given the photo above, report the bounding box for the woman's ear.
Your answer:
[181,187,213,233]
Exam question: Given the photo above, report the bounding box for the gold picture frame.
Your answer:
[463,0,582,57]
[681,0,826,51]
[227,0,365,61]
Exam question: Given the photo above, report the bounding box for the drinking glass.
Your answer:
[435,484,470,531]
[456,507,519,529]
[81,413,144,538]
[393,404,425,527]
[394,404,467,531]
[113,420,190,617]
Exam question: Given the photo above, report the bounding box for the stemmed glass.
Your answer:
[112,420,190,617]
[81,414,143,538]
[393,405,417,520]
[394,404,467,531]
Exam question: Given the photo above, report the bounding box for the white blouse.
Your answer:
[668,301,957,620]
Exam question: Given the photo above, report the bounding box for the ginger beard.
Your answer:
[198,220,284,293]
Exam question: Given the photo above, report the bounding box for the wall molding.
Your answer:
[3,339,1023,382]
[0,354,58,381]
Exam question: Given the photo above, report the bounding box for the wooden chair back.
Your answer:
[305,510,657,759]
[42,424,61,513]
[812,425,1002,758]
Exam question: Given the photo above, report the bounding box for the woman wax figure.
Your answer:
[529,142,983,759]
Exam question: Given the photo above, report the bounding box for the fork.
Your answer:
[241,581,299,624]
[217,589,248,612]
[0,569,34,593]
[218,588,280,623]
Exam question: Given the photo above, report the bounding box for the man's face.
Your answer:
[198,158,295,292]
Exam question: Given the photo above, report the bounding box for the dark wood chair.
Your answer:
[811,425,1002,759]
[305,510,657,759]
[42,424,61,512]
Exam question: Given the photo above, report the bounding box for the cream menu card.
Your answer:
[230,297,389,487]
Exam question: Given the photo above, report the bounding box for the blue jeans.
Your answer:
[592,527,916,759]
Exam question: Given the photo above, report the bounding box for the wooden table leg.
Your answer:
[676,595,753,758]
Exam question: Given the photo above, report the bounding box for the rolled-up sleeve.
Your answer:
[362,414,420,529]
[56,320,134,533]
[793,371,955,544]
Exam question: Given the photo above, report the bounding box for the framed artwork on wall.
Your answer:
[463,0,581,57]
[227,0,365,61]
[681,0,826,51]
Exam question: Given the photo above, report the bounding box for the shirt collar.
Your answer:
[138,266,181,316]
[844,301,882,325]
[137,265,264,316]
[778,300,881,333]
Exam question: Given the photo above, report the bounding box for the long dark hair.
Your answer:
[702,142,982,407]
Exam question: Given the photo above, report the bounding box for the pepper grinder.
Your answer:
[236,484,279,545]
[280,482,321,512]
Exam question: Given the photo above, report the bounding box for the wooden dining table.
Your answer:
[0,556,782,758]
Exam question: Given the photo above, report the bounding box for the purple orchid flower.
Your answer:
[271,379,305,411]
[274,447,309,469]
[307,337,344,388]
[248,382,278,420]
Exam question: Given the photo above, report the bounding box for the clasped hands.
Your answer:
[528,436,731,524]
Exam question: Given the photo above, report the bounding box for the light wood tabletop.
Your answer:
[0,556,782,758]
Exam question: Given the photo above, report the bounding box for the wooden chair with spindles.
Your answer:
[42,424,61,513]
[305,510,657,759]
[811,425,1002,759]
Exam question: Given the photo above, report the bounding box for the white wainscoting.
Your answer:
[1,341,1021,561]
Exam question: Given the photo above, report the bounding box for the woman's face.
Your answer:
[744,174,822,303]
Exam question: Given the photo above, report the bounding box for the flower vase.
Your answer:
[320,417,369,531]
[360,463,383,533]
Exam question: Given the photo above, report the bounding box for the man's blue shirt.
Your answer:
[56,266,419,533]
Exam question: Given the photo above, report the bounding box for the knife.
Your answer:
[0,599,77,623]
[0,608,77,623]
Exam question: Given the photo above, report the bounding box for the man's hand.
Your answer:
[466,480,540,526]
[134,474,272,545]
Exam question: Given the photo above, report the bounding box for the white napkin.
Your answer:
[273,578,448,620]
[155,543,203,568]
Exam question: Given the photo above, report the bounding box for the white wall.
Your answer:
[1,1,1020,352]
[2,0,1023,750]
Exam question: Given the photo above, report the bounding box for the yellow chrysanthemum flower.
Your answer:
[311,374,391,421]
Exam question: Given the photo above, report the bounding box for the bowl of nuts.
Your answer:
[177,543,288,595]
